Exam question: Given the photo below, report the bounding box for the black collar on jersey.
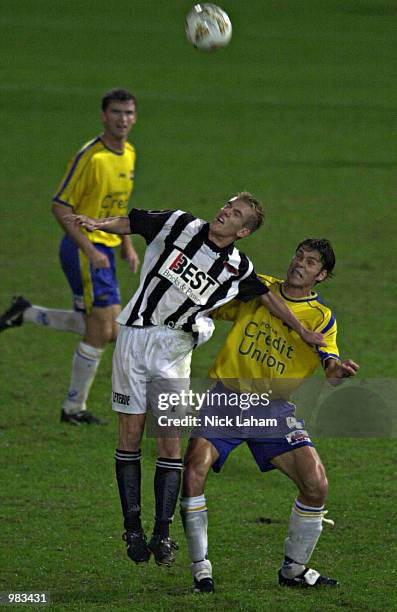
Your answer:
[99,137,125,156]
[202,223,236,254]
[280,283,318,302]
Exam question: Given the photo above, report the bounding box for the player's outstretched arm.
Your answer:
[259,291,326,347]
[325,358,360,384]
[64,213,131,235]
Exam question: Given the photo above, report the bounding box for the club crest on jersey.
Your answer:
[159,249,219,305]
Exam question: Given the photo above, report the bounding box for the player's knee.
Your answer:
[101,321,115,344]
[110,322,119,342]
[118,430,141,451]
[183,450,212,496]
[300,469,328,505]
[118,414,145,451]
[157,436,181,459]
[85,308,116,346]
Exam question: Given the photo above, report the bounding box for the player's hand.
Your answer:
[121,244,140,273]
[336,359,360,378]
[64,214,99,232]
[126,251,140,273]
[63,213,80,227]
[299,327,326,347]
[325,358,359,384]
[88,248,110,269]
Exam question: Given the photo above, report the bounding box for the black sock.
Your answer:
[153,457,183,538]
[115,449,142,532]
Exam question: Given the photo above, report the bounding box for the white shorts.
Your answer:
[112,325,194,415]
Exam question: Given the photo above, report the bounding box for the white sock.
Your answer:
[191,559,212,582]
[62,342,104,414]
[281,499,324,578]
[23,305,85,335]
[180,495,212,579]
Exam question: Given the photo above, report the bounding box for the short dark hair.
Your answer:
[101,88,136,111]
[233,191,265,232]
[296,238,336,278]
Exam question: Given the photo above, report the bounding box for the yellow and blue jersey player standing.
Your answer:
[0,88,140,424]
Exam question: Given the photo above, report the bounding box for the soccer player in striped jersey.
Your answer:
[0,88,139,425]
[66,196,326,568]
[181,239,359,592]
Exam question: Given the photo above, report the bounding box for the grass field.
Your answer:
[1,1,396,610]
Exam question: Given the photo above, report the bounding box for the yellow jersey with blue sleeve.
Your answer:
[53,137,136,248]
[209,274,339,397]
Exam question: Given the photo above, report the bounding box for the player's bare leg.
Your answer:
[182,437,218,497]
[271,445,328,506]
[118,412,146,451]
[181,438,219,593]
[83,303,120,348]
[115,412,150,563]
[271,446,338,587]
[61,304,120,424]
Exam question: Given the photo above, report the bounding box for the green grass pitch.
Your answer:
[1,1,396,610]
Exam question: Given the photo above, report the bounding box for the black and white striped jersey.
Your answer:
[117,208,268,346]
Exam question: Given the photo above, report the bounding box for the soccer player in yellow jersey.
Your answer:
[180,239,359,592]
[0,88,139,424]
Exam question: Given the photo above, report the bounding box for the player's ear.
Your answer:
[237,227,251,239]
[316,269,328,283]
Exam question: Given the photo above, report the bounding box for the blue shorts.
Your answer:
[194,382,314,473]
[211,435,313,473]
[59,235,121,314]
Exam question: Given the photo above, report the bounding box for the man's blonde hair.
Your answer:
[233,191,265,232]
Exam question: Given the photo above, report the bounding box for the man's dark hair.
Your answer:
[296,238,336,278]
[102,88,136,111]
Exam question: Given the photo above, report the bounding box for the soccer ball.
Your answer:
[185,4,232,51]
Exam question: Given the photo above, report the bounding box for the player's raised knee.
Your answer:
[183,439,216,495]
[300,469,328,506]
[101,320,116,343]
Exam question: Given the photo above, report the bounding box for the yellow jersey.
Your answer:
[209,274,339,398]
[53,137,136,247]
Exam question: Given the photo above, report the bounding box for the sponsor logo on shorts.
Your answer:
[285,429,311,446]
[286,415,304,430]
[113,392,130,406]
[158,249,219,305]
